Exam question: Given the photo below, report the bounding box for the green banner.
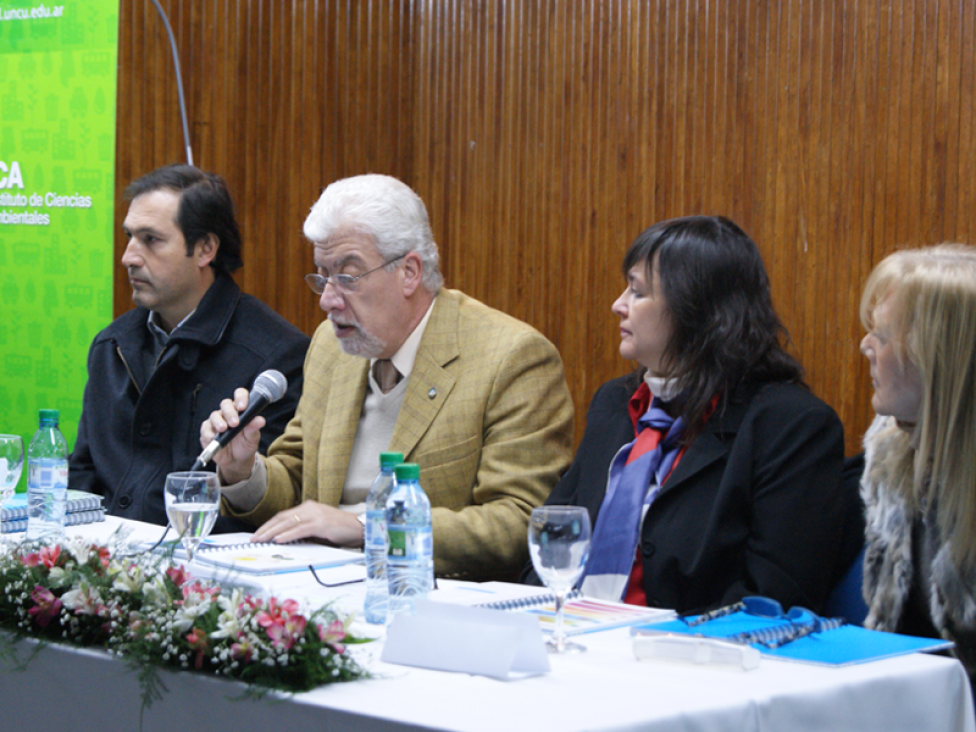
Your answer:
[0,1,119,490]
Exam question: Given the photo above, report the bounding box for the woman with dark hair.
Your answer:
[524,216,861,614]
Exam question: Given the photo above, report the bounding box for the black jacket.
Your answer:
[523,376,862,614]
[69,274,310,529]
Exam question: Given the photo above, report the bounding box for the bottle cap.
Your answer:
[39,409,59,423]
[394,463,420,481]
[379,451,404,469]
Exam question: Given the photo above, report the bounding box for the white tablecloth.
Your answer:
[1,517,973,732]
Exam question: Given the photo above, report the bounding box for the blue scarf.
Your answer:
[580,396,685,601]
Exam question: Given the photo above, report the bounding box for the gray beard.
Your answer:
[332,320,387,359]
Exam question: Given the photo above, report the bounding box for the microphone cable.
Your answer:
[149,0,194,165]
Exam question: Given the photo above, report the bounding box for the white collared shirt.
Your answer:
[369,296,436,383]
[220,297,437,514]
[340,298,438,510]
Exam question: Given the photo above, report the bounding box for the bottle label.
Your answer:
[28,459,68,492]
[387,525,432,561]
[364,509,387,549]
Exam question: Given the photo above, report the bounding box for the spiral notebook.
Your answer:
[475,588,674,636]
[144,533,365,577]
[192,535,365,576]
[1,508,106,534]
[633,606,954,666]
[1,489,103,522]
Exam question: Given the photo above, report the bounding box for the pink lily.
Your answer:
[317,619,347,654]
[27,586,62,628]
[255,597,299,632]
[165,565,188,588]
[266,612,307,650]
[177,581,219,606]
[22,545,62,570]
[186,626,210,669]
[230,632,254,663]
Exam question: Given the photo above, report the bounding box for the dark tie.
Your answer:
[373,359,401,394]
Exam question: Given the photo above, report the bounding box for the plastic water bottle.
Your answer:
[363,451,403,624]
[386,463,434,619]
[26,409,68,543]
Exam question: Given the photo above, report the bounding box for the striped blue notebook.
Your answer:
[1,489,103,521]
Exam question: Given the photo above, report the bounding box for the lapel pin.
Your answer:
[428,388,437,399]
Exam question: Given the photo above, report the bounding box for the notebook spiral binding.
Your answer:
[478,589,582,611]
[729,616,845,648]
[198,541,271,553]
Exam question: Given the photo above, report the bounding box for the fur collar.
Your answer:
[861,416,915,632]
[861,415,976,683]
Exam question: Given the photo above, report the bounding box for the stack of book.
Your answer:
[1,489,106,534]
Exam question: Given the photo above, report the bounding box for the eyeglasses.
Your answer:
[304,253,407,295]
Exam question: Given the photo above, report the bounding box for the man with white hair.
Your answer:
[203,174,573,580]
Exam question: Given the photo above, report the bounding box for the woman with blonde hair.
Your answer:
[860,243,976,681]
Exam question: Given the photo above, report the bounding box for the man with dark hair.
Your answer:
[70,164,310,530]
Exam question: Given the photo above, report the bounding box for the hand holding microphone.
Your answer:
[197,370,287,480]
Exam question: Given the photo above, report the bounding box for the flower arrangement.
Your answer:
[0,537,368,706]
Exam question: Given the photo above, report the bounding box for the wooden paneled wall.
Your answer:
[115,0,976,455]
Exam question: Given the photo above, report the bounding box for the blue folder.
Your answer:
[633,610,953,666]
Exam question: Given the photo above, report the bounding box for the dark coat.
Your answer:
[69,274,309,530]
[522,375,862,614]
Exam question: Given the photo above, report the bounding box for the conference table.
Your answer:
[2,516,973,732]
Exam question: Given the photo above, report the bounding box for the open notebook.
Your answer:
[147,533,365,577]
[432,582,673,636]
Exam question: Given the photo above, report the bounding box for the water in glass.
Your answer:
[528,505,592,653]
[164,472,220,561]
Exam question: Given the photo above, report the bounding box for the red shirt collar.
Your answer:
[628,382,721,435]
[628,382,653,433]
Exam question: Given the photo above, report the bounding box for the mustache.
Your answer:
[328,312,362,332]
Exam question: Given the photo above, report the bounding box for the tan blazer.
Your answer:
[236,289,574,580]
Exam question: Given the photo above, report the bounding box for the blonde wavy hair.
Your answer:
[860,244,976,562]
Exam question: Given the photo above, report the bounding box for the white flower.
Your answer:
[112,564,145,593]
[61,581,103,616]
[211,589,246,639]
[217,588,245,613]
[65,537,93,564]
[172,588,215,632]
[141,576,171,607]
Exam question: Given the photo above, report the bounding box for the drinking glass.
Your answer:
[163,471,220,561]
[0,435,24,508]
[528,505,592,653]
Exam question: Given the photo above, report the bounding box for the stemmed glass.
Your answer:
[0,435,24,508]
[528,505,592,653]
[163,472,220,561]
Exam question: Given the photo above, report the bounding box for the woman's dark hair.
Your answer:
[124,164,243,276]
[622,215,804,433]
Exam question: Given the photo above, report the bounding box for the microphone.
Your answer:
[192,370,288,471]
